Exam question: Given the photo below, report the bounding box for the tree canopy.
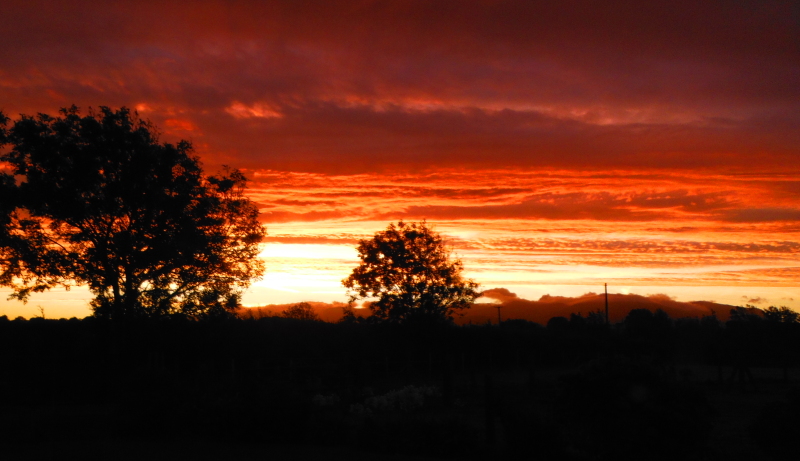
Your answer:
[342,221,479,325]
[282,302,321,321]
[0,106,266,320]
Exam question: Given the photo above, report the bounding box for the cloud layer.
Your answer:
[2,1,798,172]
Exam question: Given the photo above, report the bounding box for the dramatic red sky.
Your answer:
[1,1,799,318]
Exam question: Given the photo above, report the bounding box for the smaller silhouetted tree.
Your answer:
[699,311,721,330]
[624,308,655,334]
[342,221,479,326]
[569,312,587,329]
[282,302,321,321]
[764,305,799,324]
[546,316,570,331]
[585,310,607,327]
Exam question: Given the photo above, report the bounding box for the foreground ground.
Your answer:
[2,316,799,459]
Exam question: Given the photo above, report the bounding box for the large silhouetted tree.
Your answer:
[342,221,479,325]
[0,106,266,320]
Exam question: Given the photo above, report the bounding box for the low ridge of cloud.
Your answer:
[479,287,519,303]
[462,290,740,325]
[240,291,747,325]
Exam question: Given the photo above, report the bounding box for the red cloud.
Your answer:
[1,1,796,174]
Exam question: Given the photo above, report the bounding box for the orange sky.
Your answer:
[1,1,799,318]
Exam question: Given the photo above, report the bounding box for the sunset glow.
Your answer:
[1,1,798,318]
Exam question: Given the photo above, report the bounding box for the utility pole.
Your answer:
[604,283,609,325]
[496,304,502,325]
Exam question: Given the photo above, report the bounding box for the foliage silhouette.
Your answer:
[728,305,765,324]
[0,106,265,320]
[282,302,321,321]
[764,305,799,324]
[343,221,479,325]
[546,316,570,331]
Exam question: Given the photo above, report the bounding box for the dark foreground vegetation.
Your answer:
[2,307,800,460]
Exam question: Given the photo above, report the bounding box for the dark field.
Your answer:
[2,314,799,460]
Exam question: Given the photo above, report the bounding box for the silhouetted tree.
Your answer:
[569,312,587,329]
[0,112,29,290]
[342,221,479,325]
[728,305,764,324]
[282,302,321,321]
[0,106,266,320]
[546,316,570,331]
[724,305,766,390]
[585,310,607,327]
[0,166,23,289]
[764,305,799,324]
[624,308,655,333]
[699,311,721,330]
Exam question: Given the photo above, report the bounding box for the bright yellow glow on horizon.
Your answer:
[259,243,358,260]
[2,169,799,318]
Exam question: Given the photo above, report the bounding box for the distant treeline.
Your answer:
[0,306,797,415]
[2,305,799,383]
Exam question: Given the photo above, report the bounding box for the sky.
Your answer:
[1,0,799,319]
